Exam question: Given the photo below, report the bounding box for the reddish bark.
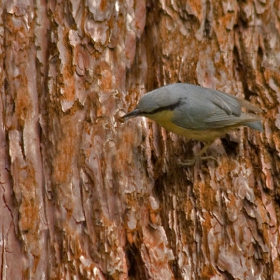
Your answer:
[0,0,280,279]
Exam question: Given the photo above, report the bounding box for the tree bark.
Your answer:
[1,0,280,279]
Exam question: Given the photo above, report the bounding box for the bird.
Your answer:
[121,83,263,165]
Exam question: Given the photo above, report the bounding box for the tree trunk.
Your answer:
[1,0,280,279]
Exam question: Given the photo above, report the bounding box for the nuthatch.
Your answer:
[121,83,263,165]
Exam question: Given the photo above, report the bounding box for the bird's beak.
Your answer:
[120,108,142,121]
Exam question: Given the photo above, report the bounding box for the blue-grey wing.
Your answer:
[204,111,262,129]
[204,88,241,116]
[171,96,224,130]
[172,91,261,130]
[205,88,262,114]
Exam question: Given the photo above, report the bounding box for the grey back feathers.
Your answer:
[136,83,263,132]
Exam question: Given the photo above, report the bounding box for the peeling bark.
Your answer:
[0,0,280,279]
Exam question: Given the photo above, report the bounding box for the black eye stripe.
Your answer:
[143,99,183,115]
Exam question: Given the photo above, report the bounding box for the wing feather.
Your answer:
[204,111,262,128]
[205,89,241,116]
